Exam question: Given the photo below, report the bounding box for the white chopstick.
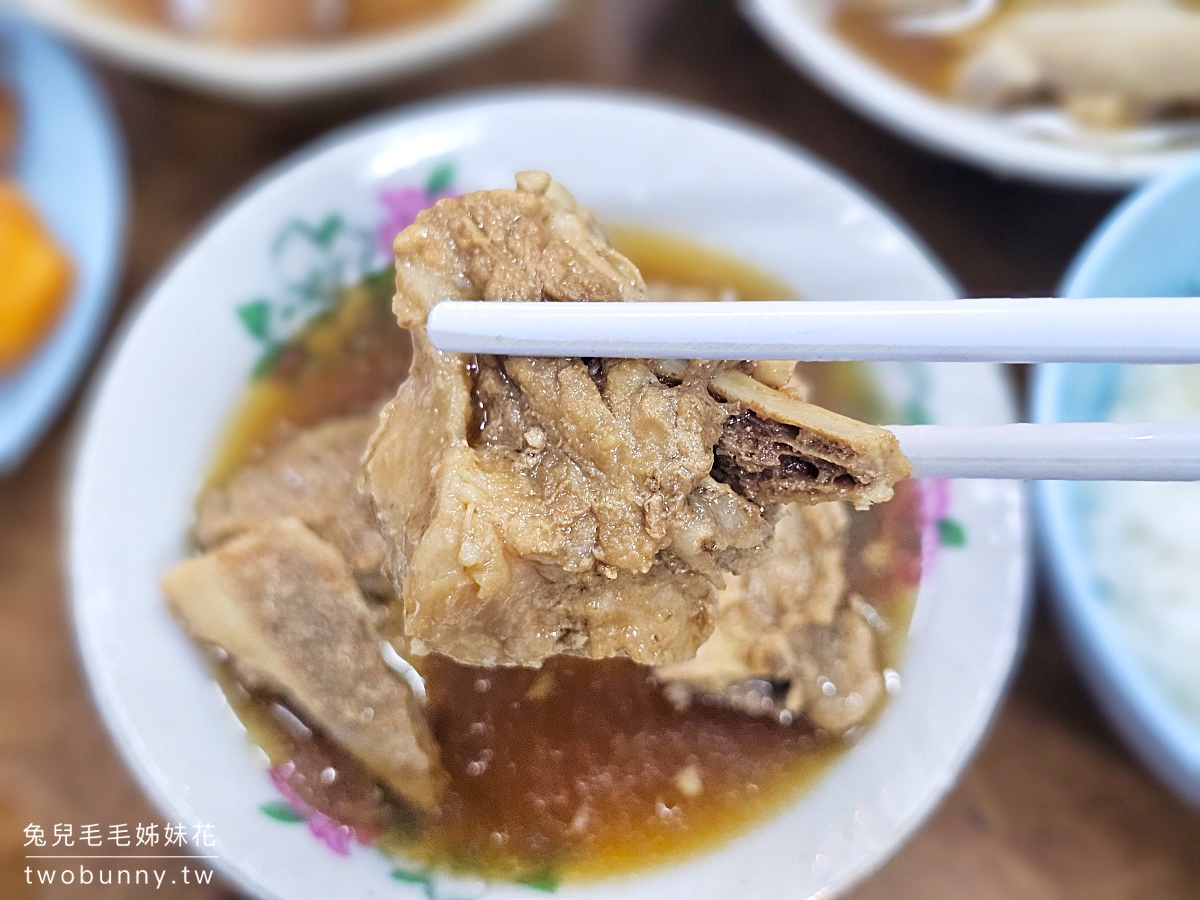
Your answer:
[426,298,1200,481]
[427,298,1200,363]
[889,423,1200,481]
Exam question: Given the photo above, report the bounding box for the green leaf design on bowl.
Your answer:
[517,869,561,892]
[237,299,272,341]
[425,161,456,195]
[260,801,306,824]
[392,868,433,885]
[312,213,345,246]
[938,518,967,548]
[250,342,286,380]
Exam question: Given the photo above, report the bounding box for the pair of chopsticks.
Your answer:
[427,298,1200,482]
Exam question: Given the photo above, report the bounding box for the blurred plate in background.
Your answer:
[0,16,124,473]
[742,0,1200,190]
[14,0,565,101]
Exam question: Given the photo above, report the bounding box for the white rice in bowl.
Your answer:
[1086,365,1200,722]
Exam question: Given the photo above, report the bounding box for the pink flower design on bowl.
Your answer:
[376,162,458,256]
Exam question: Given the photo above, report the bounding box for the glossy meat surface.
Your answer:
[657,502,885,734]
[163,518,445,811]
[195,414,390,597]
[365,172,908,668]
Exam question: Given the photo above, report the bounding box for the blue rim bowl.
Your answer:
[0,16,126,473]
[1033,159,1200,805]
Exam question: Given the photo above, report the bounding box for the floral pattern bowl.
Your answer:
[68,89,1029,900]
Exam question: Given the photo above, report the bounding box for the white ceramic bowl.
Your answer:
[69,89,1029,900]
[1035,160,1200,804]
[742,0,1200,189]
[14,0,563,101]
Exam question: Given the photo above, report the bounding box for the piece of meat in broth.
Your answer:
[657,502,885,735]
[162,517,446,812]
[955,4,1200,127]
[364,172,909,669]
[195,414,390,598]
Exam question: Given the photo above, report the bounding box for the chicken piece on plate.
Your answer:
[657,502,885,735]
[365,172,909,668]
[162,517,446,812]
[956,3,1200,127]
[195,414,390,597]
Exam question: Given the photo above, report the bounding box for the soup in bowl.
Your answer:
[68,91,1028,900]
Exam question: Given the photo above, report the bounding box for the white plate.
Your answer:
[69,89,1029,900]
[743,0,1200,189]
[14,0,563,101]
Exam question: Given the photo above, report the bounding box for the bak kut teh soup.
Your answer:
[162,175,923,885]
[88,0,465,44]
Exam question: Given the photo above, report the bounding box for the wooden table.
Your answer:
[4,1,1200,896]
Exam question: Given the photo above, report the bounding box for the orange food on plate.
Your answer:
[0,180,74,372]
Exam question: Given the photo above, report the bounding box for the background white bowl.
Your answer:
[14,0,563,101]
[69,89,1029,900]
[742,0,1200,190]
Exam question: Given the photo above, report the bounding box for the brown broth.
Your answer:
[412,657,839,881]
[606,226,793,301]
[206,229,922,885]
[206,274,412,486]
[87,0,464,44]
[830,0,1200,100]
[832,10,972,97]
